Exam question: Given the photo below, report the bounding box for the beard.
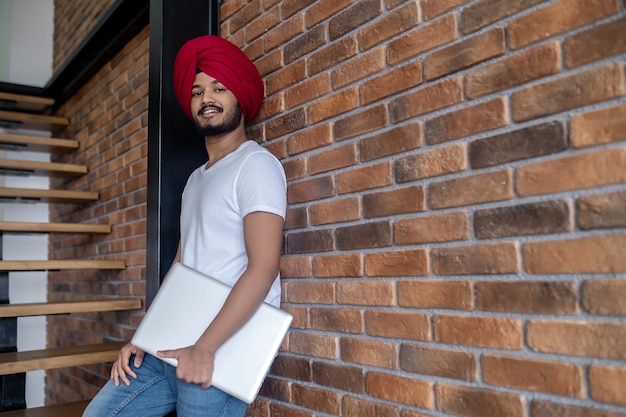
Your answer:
[193,103,243,137]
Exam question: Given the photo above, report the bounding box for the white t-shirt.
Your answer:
[180,140,287,307]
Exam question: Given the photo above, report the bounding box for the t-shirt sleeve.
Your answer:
[236,151,287,219]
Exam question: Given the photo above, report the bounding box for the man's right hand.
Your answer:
[111,342,145,387]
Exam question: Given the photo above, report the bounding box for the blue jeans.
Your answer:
[82,354,248,417]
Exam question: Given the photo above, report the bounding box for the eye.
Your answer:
[192,90,203,97]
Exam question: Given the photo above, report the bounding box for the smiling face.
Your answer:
[190,72,243,137]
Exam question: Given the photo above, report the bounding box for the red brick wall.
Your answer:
[220,1,626,416]
[46,24,149,402]
[53,0,119,71]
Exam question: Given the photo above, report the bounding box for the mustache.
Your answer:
[198,104,223,115]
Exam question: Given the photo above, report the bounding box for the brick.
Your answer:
[425,28,505,80]
[517,147,626,197]
[270,355,311,381]
[264,13,305,52]
[292,384,341,415]
[265,59,306,95]
[308,142,358,175]
[400,344,478,381]
[334,104,389,142]
[229,0,262,34]
[311,197,361,226]
[285,25,327,64]
[329,0,382,41]
[483,354,584,397]
[360,122,423,162]
[331,47,386,90]
[336,221,393,250]
[283,158,307,182]
[289,331,338,359]
[312,362,364,393]
[582,279,626,316]
[395,143,467,182]
[435,315,523,349]
[337,162,393,194]
[426,97,509,145]
[512,62,625,122]
[578,190,626,230]
[307,88,359,124]
[282,0,316,18]
[281,306,308,329]
[245,5,280,42]
[280,256,312,278]
[366,372,434,408]
[337,280,396,306]
[474,199,573,239]
[365,310,431,341]
[436,383,525,417]
[361,61,423,105]
[509,0,620,49]
[465,41,561,99]
[287,175,335,204]
[394,212,471,245]
[258,93,284,122]
[390,77,464,123]
[365,249,429,277]
[429,169,514,209]
[363,186,426,218]
[285,72,330,109]
[313,253,363,278]
[589,364,626,406]
[571,103,626,148]
[528,320,626,360]
[342,396,399,417]
[341,338,397,368]
[358,1,420,50]
[477,281,578,314]
[284,206,308,230]
[311,307,364,333]
[422,0,470,20]
[305,0,352,28]
[255,48,283,77]
[308,36,358,76]
[388,14,458,66]
[286,281,335,304]
[286,123,332,156]
[398,280,473,310]
[266,108,307,140]
[469,120,567,168]
[433,242,520,275]
[532,400,626,417]
[286,229,334,254]
[565,15,626,68]
[524,234,626,274]
[461,0,548,33]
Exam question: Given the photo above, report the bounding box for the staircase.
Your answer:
[0,92,142,416]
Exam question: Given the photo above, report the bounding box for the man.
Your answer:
[83,35,286,417]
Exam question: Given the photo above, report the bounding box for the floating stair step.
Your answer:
[0,187,98,203]
[0,299,142,318]
[0,221,111,234]
[0,260,126,271]
[0,132,78,153]
[0,110,69,133]
[0,92,54,113]
[0,158,87,178]
[0,342,125,375]
[0,400,90,417]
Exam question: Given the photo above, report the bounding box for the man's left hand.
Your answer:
[157,345,215,389]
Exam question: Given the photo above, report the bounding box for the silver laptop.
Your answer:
[131,262,292,404]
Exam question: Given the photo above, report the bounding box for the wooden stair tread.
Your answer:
[0,92,54,113]
[0,110,68,133]
[0,260,126,271]
[0,158,87,178]
[0,342,125,375]
[0,400,90,417]
[0,187,98,203]
[0,132,78,153]
[0,299,141,318]
[0,221,111,234]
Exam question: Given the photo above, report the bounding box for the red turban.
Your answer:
[173,35,264,123]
